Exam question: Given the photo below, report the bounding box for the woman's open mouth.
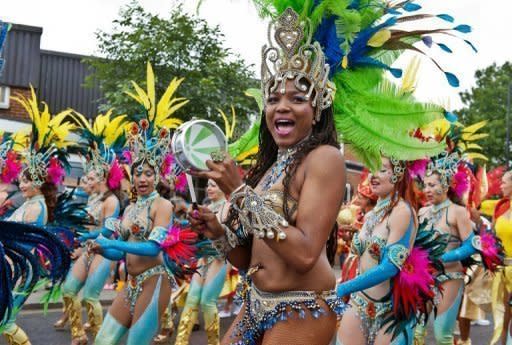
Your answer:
[274,118,295,136]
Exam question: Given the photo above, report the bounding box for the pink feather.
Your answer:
[107,159,124,190]
[161,223,198,262]
[408,159,428,179]
[393,247,435,317]
[175,173,187,193]
[451,166,470,198]
[122,150,133,165]
[480,231,503,272]
[1,151,22,184]
[160,154,175,179]
[47,157,65,185]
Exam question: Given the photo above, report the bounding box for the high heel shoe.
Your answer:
[153,327,174,344]
[71,334,88,345]
[53,313,69,330]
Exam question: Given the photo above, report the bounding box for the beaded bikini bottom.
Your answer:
[230,281,346,345]
[125,265,176,314]
[350,291,393,345]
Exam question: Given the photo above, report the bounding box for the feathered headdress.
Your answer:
[229,0,477,171]
[425,120,488,198]
[124,62,187,178]
[11,86,76,186]
[73,110,127,190]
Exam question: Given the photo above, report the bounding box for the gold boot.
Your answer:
[3,323,32,345]
[83,299,103,339]
[174,307,198,345]
[154,306,174,344]
[63,295,87,344]
[204,310,220,345]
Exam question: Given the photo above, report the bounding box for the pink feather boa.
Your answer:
[47,157,65,185]
[107,159,124,190]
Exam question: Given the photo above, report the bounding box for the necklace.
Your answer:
[362,196,392,238]
[424,198,452,231]
[261,146,298,191]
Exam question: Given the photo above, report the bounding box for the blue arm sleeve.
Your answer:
[441,232,478,263]
[78,216,118,242]
[101,247,125,261]
[337,225,412,298]
[102,240,161,257]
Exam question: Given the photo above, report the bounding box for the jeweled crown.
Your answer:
[426,151,461,188]
[261,8,334,121]
[126,119,172,177]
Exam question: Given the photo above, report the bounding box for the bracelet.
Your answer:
[229,185,288,241]
[211,234,231,258]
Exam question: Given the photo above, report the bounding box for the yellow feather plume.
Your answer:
[400,57,420,95]
[218,105,237,140]
[125,62,186,132]
[11,85,76,149]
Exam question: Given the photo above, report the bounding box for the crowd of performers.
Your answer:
[1,1,512,345]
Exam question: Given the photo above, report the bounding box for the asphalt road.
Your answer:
[0,308,494,345]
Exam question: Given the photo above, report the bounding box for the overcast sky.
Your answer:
[2,0,511,110]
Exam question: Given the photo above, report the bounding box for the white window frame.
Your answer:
[0,86,10,109]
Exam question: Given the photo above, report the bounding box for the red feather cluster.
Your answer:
[392,247,435,318]
[161,223,198,263]
[479,230,503,272]
[486,166,506,199]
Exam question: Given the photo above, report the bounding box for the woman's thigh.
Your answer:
[437,279,464,315]
[337,308,366,345]
[105,288,132,328]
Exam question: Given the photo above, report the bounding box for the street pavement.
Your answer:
[0,306,494,345]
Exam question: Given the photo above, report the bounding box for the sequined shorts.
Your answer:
[125,265,176,315]
[350,292,393,345]
[231,282,346,345]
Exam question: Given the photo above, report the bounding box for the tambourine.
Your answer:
[171,119,227,171]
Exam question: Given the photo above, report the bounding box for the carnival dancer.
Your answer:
[55,111,126,345]
[2,87,76,345]
[89,63,202,345]
[413,121,502,345]
[189,0,473,340]
[174,179,229,345]
[490,170,512,345]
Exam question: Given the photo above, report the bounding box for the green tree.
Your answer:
[84,1,257,134]
[458,62,512,167]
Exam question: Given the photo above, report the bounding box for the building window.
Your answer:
[0,86,10,109]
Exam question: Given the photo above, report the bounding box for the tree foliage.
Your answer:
[84,1,258,135]
[458,62,512,167]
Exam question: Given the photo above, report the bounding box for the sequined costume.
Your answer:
[93,191,177,345]
[336,198,417,345]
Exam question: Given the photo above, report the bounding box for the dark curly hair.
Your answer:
[244,106,341,264]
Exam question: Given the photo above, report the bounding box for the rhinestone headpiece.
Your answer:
[23,146,58,187]
[390,158,406,184]
[426,151,461,188]
[84,143,116,179]
[261,8,334,121]
[126,119,172,179]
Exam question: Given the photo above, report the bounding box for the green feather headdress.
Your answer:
[230,0,475,171]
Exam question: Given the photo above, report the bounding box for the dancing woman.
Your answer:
[58,111,126,345]
[89,66,194,345]
[174,179,229,345]
[336,157,421,345]
[2,88,76,345]
[414,155,474,345]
